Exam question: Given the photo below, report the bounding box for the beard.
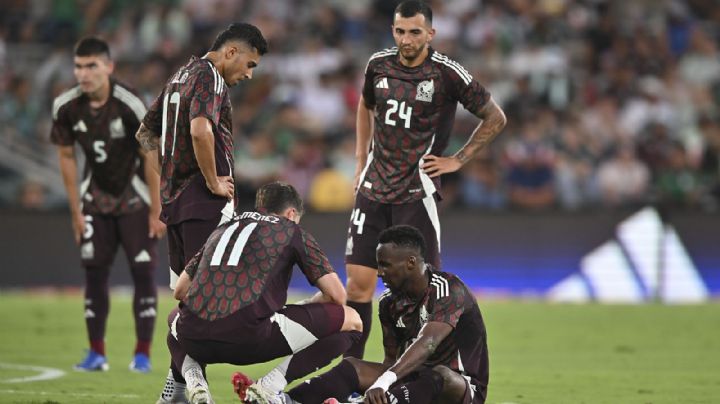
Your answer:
[400,43,426,62]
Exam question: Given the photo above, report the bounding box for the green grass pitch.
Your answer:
[0,292,718,403]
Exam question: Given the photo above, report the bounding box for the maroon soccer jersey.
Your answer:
[379,268,489,394]
[50,80,149,215]
[182,211,334,323]
[359,47,491,203]
[143,56,233,223]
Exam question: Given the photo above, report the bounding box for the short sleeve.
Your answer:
[429,279,469,328]
[50,103,75,146]
[294,227,334,285]
[361,59,377,107]
[142,89,164,135]
[188,66,224,126]
[441,59,490,115]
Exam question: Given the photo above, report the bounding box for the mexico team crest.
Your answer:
[415,79,434,102]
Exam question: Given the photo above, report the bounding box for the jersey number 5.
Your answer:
[385,99,412,129]
[161,91,181,157]
[92,141,107,163]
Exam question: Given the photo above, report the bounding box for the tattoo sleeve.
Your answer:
[453,98,507,165]
[135,123,160,151]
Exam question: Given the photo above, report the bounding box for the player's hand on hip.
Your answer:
[148,215,167,239]
[71,212,85,245]
[421,154,463,178]
[364,387,389,404]
[207,176,234,200]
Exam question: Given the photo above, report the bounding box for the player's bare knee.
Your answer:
[341,305,363,332]
[432,365,466,394]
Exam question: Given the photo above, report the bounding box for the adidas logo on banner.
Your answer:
[375,77,389,89]
[548,207,709,304]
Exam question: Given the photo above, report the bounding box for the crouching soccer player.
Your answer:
[157,182,362,404]
[239,224,489,404]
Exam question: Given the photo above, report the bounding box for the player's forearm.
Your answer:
[387,322,452,379]
[135,123,160,152]
[315,273,347,306]
[143,151,162,214]
[57,148,82,216]
[454,98,507,165]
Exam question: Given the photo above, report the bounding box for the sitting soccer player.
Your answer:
[238,224,489,404]
[159,182,362,404]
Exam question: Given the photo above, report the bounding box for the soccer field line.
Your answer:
[0,363,65,383]
[0,388,140,399]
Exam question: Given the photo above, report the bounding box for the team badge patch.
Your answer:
[110,117,125,139]
[415,79,434,102]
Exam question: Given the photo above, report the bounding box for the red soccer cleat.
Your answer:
[232,371,254,401]
[322,399,341,404]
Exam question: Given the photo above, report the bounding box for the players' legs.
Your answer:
[76,214,117,370]
[345,264,377,359]
[118,208,158,370]
[233,304,362,401]
[288,357,386,403]
[344,194,387,359]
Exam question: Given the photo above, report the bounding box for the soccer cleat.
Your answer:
[243,383,289,404]
[185,366,213,404]
[129,352,152,373]
[74,350,109,372]
[156,369,189,404]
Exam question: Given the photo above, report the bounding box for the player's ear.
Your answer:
[407,254,417,269]
[427,27,436,42]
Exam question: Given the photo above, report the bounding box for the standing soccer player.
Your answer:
[51,37,165,373]
[344,0,507,358]
[136,23,267,289]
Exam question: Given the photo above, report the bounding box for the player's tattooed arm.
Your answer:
[453,97,507,165]
[135,123,159,151]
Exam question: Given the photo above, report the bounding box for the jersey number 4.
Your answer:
[385,99,412,129]
[161,91,181,157]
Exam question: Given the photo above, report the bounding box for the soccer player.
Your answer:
[159,182,362,404]
[248,225,489,404]
[135,23,268,290]
[51,37,165,372]
[344,0,507,358]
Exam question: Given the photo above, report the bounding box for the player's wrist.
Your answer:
[369,370,397,392]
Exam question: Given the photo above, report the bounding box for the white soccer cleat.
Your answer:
[184,366,213,404]
[244,383,290,404]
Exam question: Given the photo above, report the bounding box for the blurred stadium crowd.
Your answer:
[1,0,719,212]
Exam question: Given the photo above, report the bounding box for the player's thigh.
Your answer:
[345,193,390,270]
[431,365,480,404]
[80,214,119,268]
[391,197,441,269]
[117,206,157,266]
[180,215,222,265]
[273,303,346,353]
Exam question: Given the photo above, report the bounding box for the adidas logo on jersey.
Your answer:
[375,77,389,89]
[73,120,88,132]
[134,250,151,263]
[396,316,406,328]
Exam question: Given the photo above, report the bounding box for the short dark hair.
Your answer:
[74,36,110,58]
[394,1,433,24]
[255,182,304,216]
[378,225,427,259]
[210,23,268,55]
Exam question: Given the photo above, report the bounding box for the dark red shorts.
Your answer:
[79,206,157,268]
[344,193,440,269]
[166,213,223,276]
[172,303,345,366]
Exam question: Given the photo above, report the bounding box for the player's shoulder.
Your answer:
[428,268,466,299]
[366,47,398,67]
[429,49,473,85]
[189,57,225,93]
[378,288,395,306]
[111,79,146,120]
[52,85,83,119]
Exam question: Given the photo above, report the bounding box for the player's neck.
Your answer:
[203,52,226,82]
[87,79,111,108]
[407,264,430,299]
